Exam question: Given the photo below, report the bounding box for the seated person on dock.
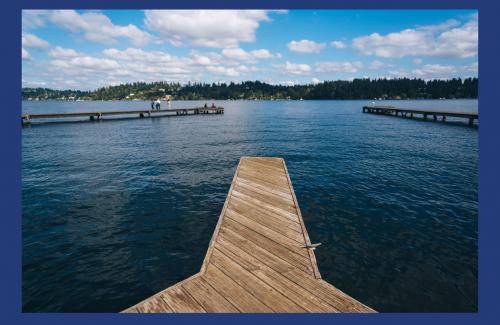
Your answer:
[155,99,161,110]
[211,103,216,108]
[204,103,208,108]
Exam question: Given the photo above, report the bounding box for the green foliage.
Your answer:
[22,78,478,101]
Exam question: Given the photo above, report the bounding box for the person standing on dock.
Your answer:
[155,99,161,110]
[150,99,155,110]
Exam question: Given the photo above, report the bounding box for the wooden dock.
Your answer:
[362,105,478,126]
[21,107,224,124]
[123,157,375,313]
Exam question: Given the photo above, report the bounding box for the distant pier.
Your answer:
[22,107,224,124]
[362,105,478,126]
[123,157,375,313]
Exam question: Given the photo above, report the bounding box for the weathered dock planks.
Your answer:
[362,105,478,126]
[123,157,375,313]
[21,107,224,124]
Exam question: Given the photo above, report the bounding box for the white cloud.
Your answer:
[281,80,297,86]
[251,49,281,59]
[188,51,219,66]
[221,47,279,63]
[280,61,312,75]
[22,10,49,29]
[434,18,478,58]
[22,79,47,87]
[22,48,31,60]
[48,10,151,46]
[467,61,478,73]
[103,48,173,63]
[206,66,240,77]
[412,64,459,79]
[22,33,50,49]
[315,61,363,73]
[368,60,393,70]
[311,77,322,84]
[28,45,266,89]
[331,40,346,49]
[288,40,326,53]
[221,47,255,62]
[51,56,121,71]
[235,65,258,73]
[263,79,298,86]
[352,16,477,58]
[22,10,478,89]
[383,62,478,79]
[144,10,271,48]
[48,46,79,58]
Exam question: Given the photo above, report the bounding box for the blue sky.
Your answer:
[22,10,478,90]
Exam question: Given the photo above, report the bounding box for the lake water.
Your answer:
[22,99,478,312]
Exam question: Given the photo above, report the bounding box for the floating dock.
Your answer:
[362,105,478,126]
[22,107,224,124]
[123,157,375,313]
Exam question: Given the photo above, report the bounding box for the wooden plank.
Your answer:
[236,170,291,192]
[363,106,478,118]
[227,200,304,241]
[231,190,299,222]
[282,269,375,313]
[181,276,239,312]
[132,295,174,313]
[247,157,285,168]
[216,228,369,313]
[222,215,310,262]
[124,157,375,313]
[228,195,301,229]
[234,178,295,205]
[237,172,292,194]
[216,236,338,312]
[238,163,289,182]
[161,286,206,312]
[22,107,224,119]
[199,158,242,274]
[282,159,322,280]
[236,176,294,201]
[122,306,141,313]
[235,178,294,204]
[218,227,297,275]
[240,159,288,175]
[225,208,308,252]
[210,248,306,312]
[221,218,314,274]
[237,167,290,188]
[123,272,202,313]
[241,160,287,175]
[362,106,478,125]
[204,264,273,312]
[233,184,297,213]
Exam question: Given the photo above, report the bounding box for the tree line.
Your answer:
[22,77,478,101]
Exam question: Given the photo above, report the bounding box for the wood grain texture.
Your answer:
[123,157,375,313]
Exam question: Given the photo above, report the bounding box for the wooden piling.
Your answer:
[21,107,224,124]
[362,105,477,126]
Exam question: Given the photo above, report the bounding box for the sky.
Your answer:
[21,10,478,90]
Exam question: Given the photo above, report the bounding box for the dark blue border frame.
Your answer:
[2,1,498,324]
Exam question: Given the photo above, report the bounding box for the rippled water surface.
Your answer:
[22,100,478,312]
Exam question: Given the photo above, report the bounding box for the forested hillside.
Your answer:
[22,78,478,101]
